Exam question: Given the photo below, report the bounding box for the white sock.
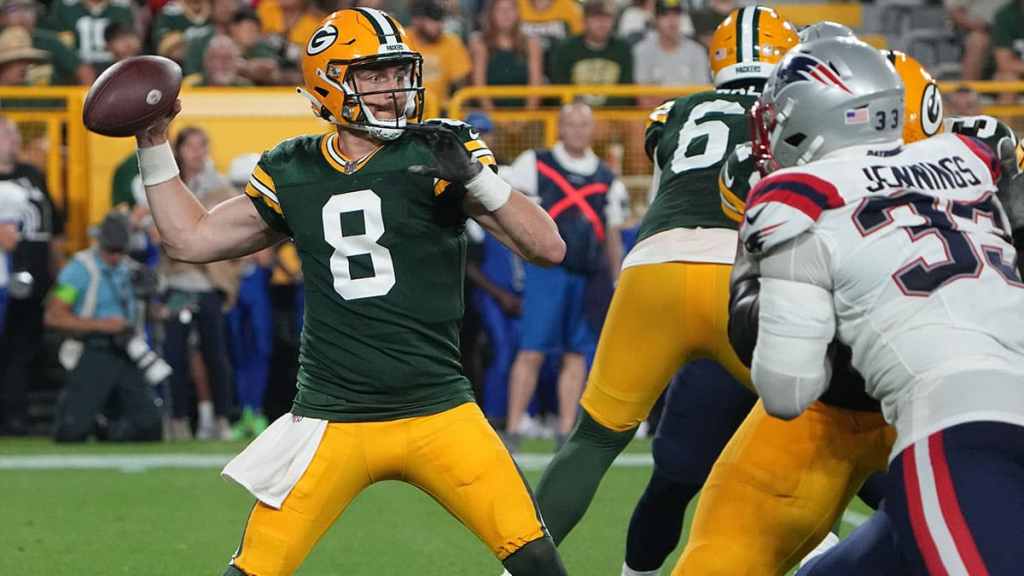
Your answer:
[622,562,661,576]
[198,401,215,428]
[799,531,840,567]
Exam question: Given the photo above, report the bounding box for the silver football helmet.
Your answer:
[751,37,904,172]
[798,21,855,43]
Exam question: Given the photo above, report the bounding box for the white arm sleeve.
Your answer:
[751,232,836,420]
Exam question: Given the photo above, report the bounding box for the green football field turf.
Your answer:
[0,438,870,575]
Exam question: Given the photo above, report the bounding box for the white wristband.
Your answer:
[465,166,512,212]
[137,141,180,186]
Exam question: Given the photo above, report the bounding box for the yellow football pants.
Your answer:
[230,402,545,575]
[580,261,751,432]
[674,401,895,576]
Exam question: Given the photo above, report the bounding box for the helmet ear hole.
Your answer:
[314,86,330,98]
[785,133,807,147]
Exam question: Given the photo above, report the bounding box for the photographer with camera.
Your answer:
[45,211,164,443]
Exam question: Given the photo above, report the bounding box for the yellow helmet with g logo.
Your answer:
[299,8,424,141]
[709,6,799,87]
[883,50,943,143]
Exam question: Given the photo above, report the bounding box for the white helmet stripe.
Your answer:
[740,7,756,63]
[360,7,399,44]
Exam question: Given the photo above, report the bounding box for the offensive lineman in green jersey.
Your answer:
[131,8,568,576]
[42,0,133,69]
[520,7,800,560]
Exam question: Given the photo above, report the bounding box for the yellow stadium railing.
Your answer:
[2,81,1024,250]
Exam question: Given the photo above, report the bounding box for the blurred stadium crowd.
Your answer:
[0,0,1023,442]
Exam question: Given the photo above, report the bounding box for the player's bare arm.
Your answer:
[135,100,285,263]
[407,124,565,266]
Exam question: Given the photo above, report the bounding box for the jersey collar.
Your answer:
[320,132,382,175]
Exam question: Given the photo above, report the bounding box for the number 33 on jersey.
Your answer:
[243,121,496,422]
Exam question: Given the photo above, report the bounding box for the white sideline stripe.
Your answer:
[0,452,655,472]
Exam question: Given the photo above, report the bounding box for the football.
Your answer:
[83,55,182,137]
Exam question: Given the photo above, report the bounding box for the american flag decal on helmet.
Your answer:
[777,54,853,94]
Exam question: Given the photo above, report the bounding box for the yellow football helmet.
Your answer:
[709,6,799,87]
[884,50,942,143]
[299,8,424,140]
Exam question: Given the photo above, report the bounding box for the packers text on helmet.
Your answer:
[709,6,799,87]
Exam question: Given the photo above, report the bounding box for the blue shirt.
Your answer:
[55,249,135,321]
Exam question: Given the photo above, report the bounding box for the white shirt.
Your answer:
[0,180,31,288]
[632,33,710,86]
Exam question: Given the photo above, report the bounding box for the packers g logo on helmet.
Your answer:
[298,8,424,141]
[884,50,942,143]
[709,6,799,87]
[307,24,338,55]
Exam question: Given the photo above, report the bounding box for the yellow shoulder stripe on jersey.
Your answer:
[464,140,488,152]
[245,179,283,216]
[646,100,674,129]
[719,176,745,223]
[251,164,276,193]
[1017,138,1023,172]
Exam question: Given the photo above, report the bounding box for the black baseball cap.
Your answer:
[655,0,684,16]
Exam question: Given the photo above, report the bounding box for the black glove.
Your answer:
[996,137,1024,231]
[406,123,483,184]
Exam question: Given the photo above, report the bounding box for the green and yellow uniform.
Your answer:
[579,89,756,434]
[228,122,545,575]
[42,0,133,66]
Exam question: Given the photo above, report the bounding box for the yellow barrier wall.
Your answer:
[2,83,1024,250]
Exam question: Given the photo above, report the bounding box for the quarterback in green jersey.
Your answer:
[132,8,568,576]
[521,6,801,566]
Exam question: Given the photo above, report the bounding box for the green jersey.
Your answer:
[637,89,758,243]
[32,28,81,85]
[43,0,134,66]
[151,1,211,57]
[245,122,495,422]
[944,115,1019,153]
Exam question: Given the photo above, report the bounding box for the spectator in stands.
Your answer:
[152,0,212,64]
[503,102,630,449]
[46,211,163,443]
[992,0,1024,103]
[0,26,49,85]
[407,0,472,115]
[1,0,94,85]
[104,22,141,64]
[688,0,734,45]
[517,0,582,52]
[183,34,250,86]
[42,0,134,70]
[548,0,633,106]
[228,11,282,84]
[468,0,542,109]
[617,0,653,45]
[0,116,64,437]
[945,85,984,116]
[633,0,708,107]
[945,0,1002,81]
[181,0,240,75]
[257,0,322,82]
[162,126,237,441]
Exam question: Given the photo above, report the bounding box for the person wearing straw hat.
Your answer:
[0,26,49,85]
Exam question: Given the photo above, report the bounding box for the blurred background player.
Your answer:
[502,100,629,449]
[522,8,799,562]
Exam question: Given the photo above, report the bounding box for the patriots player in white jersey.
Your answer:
[744,37,1024,574]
